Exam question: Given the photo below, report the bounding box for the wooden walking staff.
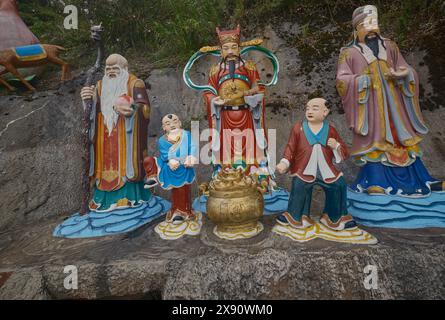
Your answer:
[80,24,105,215]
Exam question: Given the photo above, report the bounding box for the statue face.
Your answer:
[356,5,380,42]
[221,42,240,61]
[105,64,121,78]
[162,114,182,133]
[90,24,104,41]
[105,54,128,78]
[305,99,329,123]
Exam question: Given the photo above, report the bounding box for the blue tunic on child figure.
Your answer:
[156,129,196,190]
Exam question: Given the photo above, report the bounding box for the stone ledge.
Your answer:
[0,215,444,299]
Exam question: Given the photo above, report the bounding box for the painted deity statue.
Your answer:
[183,25,292,239]
[203,26,268,175]
[184,25,290,226]
[184,25,280,185]
[336,5,443,196]
[80,54,151,211]
[144,114,202,240]
[336,5,445,229]
[273,98,377,244]
[53,54,169,238]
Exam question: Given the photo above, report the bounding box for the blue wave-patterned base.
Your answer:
[53,196,171,238]
[347,189,445,228]
[192,188,290,215]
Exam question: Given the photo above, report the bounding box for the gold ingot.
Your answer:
[218,79,250,107]
[206,168,264,240]
[116,198,129,207]
[367,186,386,194]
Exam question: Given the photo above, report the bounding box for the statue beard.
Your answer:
[100,67,129,135]
[219,55,242,80]
[228,59,236,80]
[365,34,382,58]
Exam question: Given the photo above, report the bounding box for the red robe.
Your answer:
[203,61,266,167]
[93,74,150,191]
[283,122,349,183]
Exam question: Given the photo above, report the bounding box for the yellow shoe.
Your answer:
[319,214,357,231]
[276,212,315,229]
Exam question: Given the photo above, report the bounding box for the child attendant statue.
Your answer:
[274,98,377,244]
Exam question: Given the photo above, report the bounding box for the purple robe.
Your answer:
[336,38,428,167]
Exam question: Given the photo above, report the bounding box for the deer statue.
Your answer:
[0,43,71,92]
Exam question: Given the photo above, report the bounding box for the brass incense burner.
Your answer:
[206,168,264,240]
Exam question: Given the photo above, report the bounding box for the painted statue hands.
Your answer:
[168,159,180,171]
[327,138,340,149]
[386,66,409,80]
[184,155,197,168]
[276,161,288,174]
[113,95,136,117]
[114,104,135,117]
[80,85,95,101]
[243,87,259,97]
[213,96,228,106]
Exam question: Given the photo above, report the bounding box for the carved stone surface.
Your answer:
[0,214,444,299]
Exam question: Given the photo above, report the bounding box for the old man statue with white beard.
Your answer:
[53,54,170,238]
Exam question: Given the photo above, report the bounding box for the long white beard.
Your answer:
[100,68,129,135]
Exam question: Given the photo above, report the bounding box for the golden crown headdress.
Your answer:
[199,24,263,53]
